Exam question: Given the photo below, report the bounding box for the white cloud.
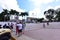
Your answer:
[29,8,43,18]
[28,0,58,18]
[44,5,60,11]
[28,0,60,18]
[55,5,60,10]
[44,6,54,11]
[55,0,59,2]
[29,0,56,7]
[0,0,25,12]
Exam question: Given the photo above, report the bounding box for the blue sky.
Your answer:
[17,0,60,18]
[0,0,60,18]
[17,0,35,11]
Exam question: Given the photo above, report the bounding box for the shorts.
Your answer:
[18,29,22,32]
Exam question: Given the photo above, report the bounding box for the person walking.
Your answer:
[10,23,14,31]
[16,22,19,35]
[47,22,49,26]
[22,21,26,34]
[16,21,23,37]
[43,23,45,28]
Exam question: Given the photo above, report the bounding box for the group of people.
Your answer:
[16,21,25,37]
[3,23,13,29]
[43,22,49,28]
[0,21,26,37]
[0,23,13,30]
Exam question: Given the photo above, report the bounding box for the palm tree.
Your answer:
[20,12,28,20]
[0,9,9,21]
[9,9,19,15]
[0,9,19,21]
[0,13,4,21]
[9,9,15,15]
[9,9,19,20]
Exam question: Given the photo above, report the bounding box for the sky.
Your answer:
[0,0,60,18]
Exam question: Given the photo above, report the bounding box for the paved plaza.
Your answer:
[11,22,60,40]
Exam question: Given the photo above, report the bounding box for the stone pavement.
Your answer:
[11,23,60,40]
[11,29,60,40]
[11,31,36,40]
[18,35,36,40]
[24,29,60,40]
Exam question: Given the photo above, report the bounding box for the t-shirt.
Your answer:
[16,23,22,30]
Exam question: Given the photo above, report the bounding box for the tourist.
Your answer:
[47,22,49,26]
[6,23,11,29]
[16,22,19,35]
[3,24,7,28]
[43,23,45,28]
[10,23,14,30]
[22,21,26,34]
[16,21,23,37]
[0,24,2,28]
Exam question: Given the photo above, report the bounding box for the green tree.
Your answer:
[9,9,15,15]
[0,13,4,21]
[20,12,28,20]
[54,8,60,21]
[0,9,9,21]
[44,9,56,22]
[56,11,60,21]
[37,18,44,22]
[0,9,19,21]
[9,9,19,20]
[9,9,19,15]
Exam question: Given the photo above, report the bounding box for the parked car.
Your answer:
[0,29,16,40]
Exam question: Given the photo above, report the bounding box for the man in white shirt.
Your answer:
[17,23,22,30]
[16,22,22,37]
